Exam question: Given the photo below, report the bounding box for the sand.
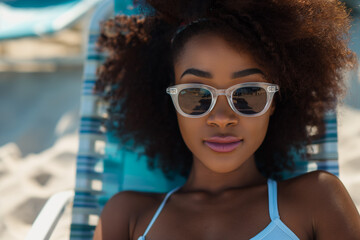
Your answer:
[0,68,82,240]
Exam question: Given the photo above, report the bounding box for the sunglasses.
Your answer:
[166,82,279,118]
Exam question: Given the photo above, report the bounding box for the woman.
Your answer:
[94,0,360,239]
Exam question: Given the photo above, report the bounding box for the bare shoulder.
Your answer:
[281,170,359,205]
[279,170,360,240]
[280,170,346,195]
[93,190,163,240]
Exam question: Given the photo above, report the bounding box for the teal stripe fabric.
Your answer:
[70,0,114,239]
[114,0,141,15]
[283,111,339,179]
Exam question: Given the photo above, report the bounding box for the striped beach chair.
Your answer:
[70,0,184,239]
[27,0,341,239]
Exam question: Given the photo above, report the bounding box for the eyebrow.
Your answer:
[232,68,264,78]
[180,67,264,80]
[180,68,212,79]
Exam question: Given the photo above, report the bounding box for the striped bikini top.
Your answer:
[138,179,300,240]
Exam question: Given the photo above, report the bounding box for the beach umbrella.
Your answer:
[0,0,101,40]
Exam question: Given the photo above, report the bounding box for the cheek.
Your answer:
[244,115,271,147]
[177,114,202,153]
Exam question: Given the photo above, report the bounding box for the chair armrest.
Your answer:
[26,190,74,240]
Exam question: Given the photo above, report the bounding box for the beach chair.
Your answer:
[345,0,360,14]
[26,0,340,239]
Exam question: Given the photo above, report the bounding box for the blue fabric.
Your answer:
[250,179,299,240]
[115,0,141,15]
[138,179,299,240]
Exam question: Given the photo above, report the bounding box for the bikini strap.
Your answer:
[267,179,280,220]
[141,186,181,237]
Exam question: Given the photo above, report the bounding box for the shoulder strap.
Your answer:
[142,186,181,237]
[267,179,280,220]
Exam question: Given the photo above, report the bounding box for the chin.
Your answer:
[202,159,247,174]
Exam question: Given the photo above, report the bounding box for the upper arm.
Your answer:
[93,191,136,240]
[308,171,360,239]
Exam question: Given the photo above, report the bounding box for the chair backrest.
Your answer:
[70,1,114,239]
[70,1,339,239]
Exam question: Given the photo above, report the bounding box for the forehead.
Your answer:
[174,34,262,79]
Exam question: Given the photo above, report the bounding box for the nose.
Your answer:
[206,95,238,127]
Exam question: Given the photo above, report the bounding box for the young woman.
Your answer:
[93,0,360,239]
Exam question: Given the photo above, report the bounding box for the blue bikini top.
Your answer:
[138,179,300,240]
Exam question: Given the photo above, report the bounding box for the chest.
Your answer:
[142,207,272,240]
[132,188,311,240]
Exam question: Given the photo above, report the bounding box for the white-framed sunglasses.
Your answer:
[166,82,279,118]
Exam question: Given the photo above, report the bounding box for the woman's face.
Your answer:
[173,34,275,174]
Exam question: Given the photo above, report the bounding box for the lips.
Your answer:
[204,136,243,153]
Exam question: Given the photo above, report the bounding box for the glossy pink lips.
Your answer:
[204,136,243,153]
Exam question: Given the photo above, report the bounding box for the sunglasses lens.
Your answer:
[233,87,267,114]
[178,88,212,115]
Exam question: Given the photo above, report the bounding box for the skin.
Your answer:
[93,34,360,240]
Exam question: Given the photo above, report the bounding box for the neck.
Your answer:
[182,155,267,194]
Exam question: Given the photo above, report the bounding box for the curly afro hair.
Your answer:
[95,0,357,179]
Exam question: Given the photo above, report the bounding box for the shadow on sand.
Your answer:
[0,67,82,157]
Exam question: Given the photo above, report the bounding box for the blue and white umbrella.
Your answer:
[0,0,101,40]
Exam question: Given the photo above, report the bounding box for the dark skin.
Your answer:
[93,34,360,240]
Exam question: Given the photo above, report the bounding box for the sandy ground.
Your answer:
[0,21,84,238]
[338,106,360,209]
[0,18,359,240]
[0,68,82,239]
